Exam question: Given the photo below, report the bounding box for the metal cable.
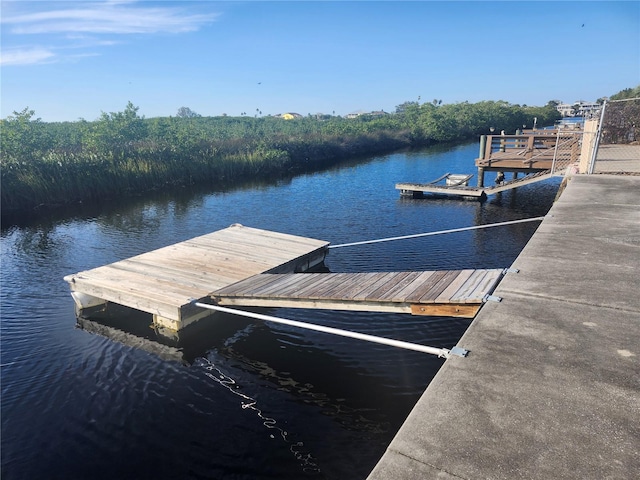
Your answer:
[328,216,546,249]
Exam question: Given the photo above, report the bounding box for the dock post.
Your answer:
[477,166,485,187]
[479,135,487,160]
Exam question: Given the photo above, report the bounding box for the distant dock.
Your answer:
[397,170,554,200]
[396,130,581,200]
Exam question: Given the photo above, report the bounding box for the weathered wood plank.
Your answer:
[247,273,315,297]
[349,272,403,300]
[241,274,298,295]
[434,269,476,303]
[69,274,190,309]
[411,304,481,318]
[228,273,290,295]
[452,270,484,303]
[180,238,293,266]
[364,272,414,301]
[402,271,451,302]
[385,272,427,302]
[407,270,449,303]
[372,272,420,302]
[202,227,328,254]
[313,273,366,300]
[416,271,463,302]
[461,269,503,303]
[109,260,230,290]
[122,252,259,280]
[74,266,204,300]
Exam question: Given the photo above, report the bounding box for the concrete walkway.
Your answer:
[368,174,640,479]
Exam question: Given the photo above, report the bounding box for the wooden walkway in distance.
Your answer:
[64,224,330,331]
[211,269,505,318]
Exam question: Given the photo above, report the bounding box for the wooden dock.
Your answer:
[211,269,505,318]
[397,130,581,200]
[396,170,554,200]
[64,224,330,331]
[64,224,507,333]
[475,130,580,186]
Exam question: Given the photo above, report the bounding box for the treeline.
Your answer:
[602,85,640,145]
[0,100,560,215]
[610,85,640,101]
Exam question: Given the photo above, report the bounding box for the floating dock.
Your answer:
[65,224,506,332]
[64,224,329,331]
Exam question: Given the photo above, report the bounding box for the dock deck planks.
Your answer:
[211,269,505,318]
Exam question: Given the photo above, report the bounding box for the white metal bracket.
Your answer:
[447,346,469,358]
[483,294,502,303]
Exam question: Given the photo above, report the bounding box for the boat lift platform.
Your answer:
[396,170,555,200]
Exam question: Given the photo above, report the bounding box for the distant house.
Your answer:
[557,101,601,118]
[276,112,303,120]
[346,110,365,119]
[346,110,388,119]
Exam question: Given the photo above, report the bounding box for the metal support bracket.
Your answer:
[483,294,502,303]
[448,346,469,358]
[503,268,519,274]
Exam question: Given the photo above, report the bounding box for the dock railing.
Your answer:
[478,131,581,173]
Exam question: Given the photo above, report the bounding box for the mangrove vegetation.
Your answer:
[1,100,560,216]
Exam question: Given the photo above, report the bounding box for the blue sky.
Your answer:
[1,1,638,122]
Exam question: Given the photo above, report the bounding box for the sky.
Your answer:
[1,0,639,122]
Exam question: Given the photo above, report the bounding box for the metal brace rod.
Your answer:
[194,302,468,359]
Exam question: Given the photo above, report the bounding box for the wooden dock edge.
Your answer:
[212,295,483,318]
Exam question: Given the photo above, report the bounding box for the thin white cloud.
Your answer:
[0,47,56,66]
[3,1,220,35]
[1,1,220,66]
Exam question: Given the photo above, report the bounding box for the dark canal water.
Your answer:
[1,143,561,479]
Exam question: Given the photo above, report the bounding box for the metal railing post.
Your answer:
[551,129,561,174]
[588,100,607,175]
